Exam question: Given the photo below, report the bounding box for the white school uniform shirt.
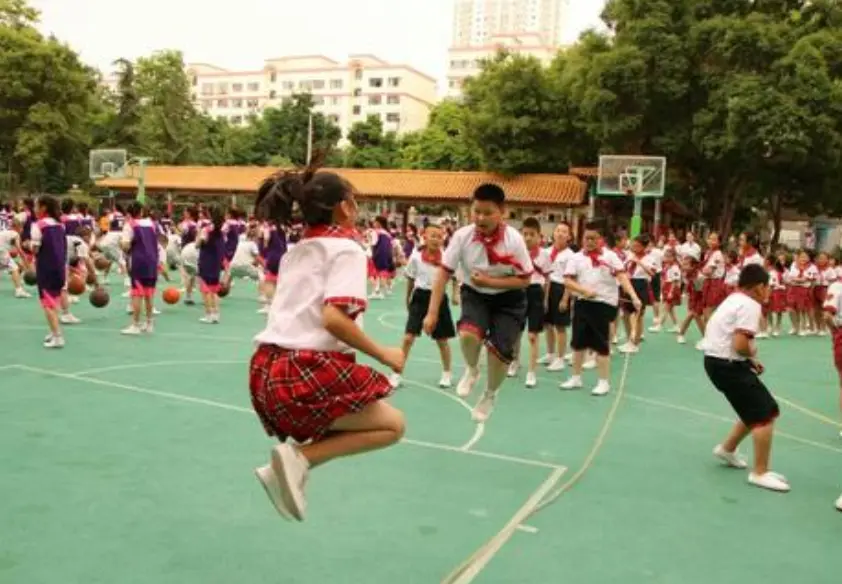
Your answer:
[822,282,842,327]
[701,249,725,279]
[404,250,438,290]
[724,265,740,288]
[231,237,259,267]
[254,236,367,353]
[0,229,20,262]
[788,263,818,287]
[547,245,575,284]
[702,292,761,361]
[529,247,553,286]
[678,241,701,260]
[563,248,626,307]
[66,235,89,262]
[664,263,682,284]
[442,224,533,295]
[769,269,785,290]
[835,266,842,281]
[818,266,837,286]
[626,253,655,280]
[740,250,764,267]
[646,247,664,272]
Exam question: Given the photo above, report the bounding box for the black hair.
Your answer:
[184,205,198,221]
[472,183,505,206]
[255,156,353,227]
[727,249,739,263]
[738,264,770,289]
[37,195,61,220]
[522,217,541,232]
[374,216,388,229]
[584,220,604,233]
[742,231,759,249]
[22,198,34,211]
[78,202,89,214]
[61,198,74,214]
[207,206,225,241]
[126,201,144,218]
[633,234,649,246]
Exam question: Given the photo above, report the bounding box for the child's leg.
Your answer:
[633,309,645,344]
[44,306,60,337]
[721,419,750,453]
[750,422,776,476]
[666,305,677,326]
[678,313,693,336]
[527,332,539,373]
[544,325,556,358]
[459,332,483,372]
[401,333,416,358]
[555,325,568,359]
[144,295,154,324]
[693,314,705,335]
[436,339,452,374]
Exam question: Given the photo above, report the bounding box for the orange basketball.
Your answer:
[218,282,230,298]
[67,275,86,296]
[89,287,110,308]
[162,287,180,305]
[94,256,110,271]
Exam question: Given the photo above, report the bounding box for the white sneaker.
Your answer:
[388,373,401,389]
[43,335,65,349]
[695,340,705,351]
[648,324,662,333]
[268,444,309,520]
[713,444,748,469]
[14,288,30,298]
[677,335,686,344]
[121,324,142,336]
[547,357,566,371]
[257,306,269,314]
[667,325,680,333]
[507,360,519,378]
[525,372,537,388]
[835,493,842,512]
[254,464,295,521]
[59,314,80,325]
[537,354,552,365]
[564,352,573,363]
[472,391,496,422]
[560,376,583,390]
[439,372,452,388]
[456,368,479,397]
[591,380,610,396]
[142,322,154,334]
[748,471,790,492]
[618,342,639,354]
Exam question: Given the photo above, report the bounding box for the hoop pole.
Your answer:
[630,197,643,238]
[136,158,147,204]
[654,198,662,236]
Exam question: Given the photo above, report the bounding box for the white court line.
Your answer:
[0,364,21,371]
[460,423,485,451]
[443,467,565,584]
[12,364,564,471]
[514,524,539,534]
[3,324,244,343]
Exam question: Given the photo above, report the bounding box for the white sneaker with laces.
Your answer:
[677,335,687,344]
[560,376,583,390]
[14,288,30,298]
[507,360,519,378]
[121,324,142,335]
[43,335,65,349]
[537,354,552,365]
[748,471,790,492]
[439,372,452,388]
[713,444,748,469]
[619,342,639,354]
[835,493,842,512]
[472,391,496,422]
[142,322,154,334]
[456,368,479,397]
[547,357,566,371]
[525,372,537,388]
[254,464,294,521]
[60,314,81,325]
[269,444,309,521]
[591,380,610,396]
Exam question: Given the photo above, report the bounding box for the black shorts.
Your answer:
[571,299,618,357]
[458,285,527,363]
[704,356,780,428]
[523,284,545,334]
[651,273,662,302]
[545,281,571,327]
[622,279,653,313]
[405,289,455,340]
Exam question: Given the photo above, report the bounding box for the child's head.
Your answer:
[682,255,699,270]
[631,235,647,255]
[78,225,92,239]
[739,231,759,252]
[255,165,357,228]
[424,224,444,251]
[552,221,571,247]
[776,250,788,265]
[36,195,60,220]
[797,249,811,265]
[126,201,144,218]
[582,222,603,252]
[61,198,75,215]
[764,254,774,270]
[374,216,388,230]
[738,264,770,304]
[470,184,505,234]
[78,202,89,215]
[817,251,829,267]
[726,249,738,266]
[707,231,720,249]
[664,248,676,263]
[184,206,197,221]
[521,217,542,248]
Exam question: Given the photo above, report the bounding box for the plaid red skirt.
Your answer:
[248,344,393,443]
[814,285,828,306]
[788,286,813,312]
[702,278,727,309]
[768,289,787,313]
[833,327,842,372]
[688,288,705,315]
[662,282,682,307]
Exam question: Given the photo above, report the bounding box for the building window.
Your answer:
[232,99,243,108]
[281,81,294,90]
[354,69,363,80]
[388,77,401,87]
[331,96,340,105]
[247,99,260,108]
[232,83,243,92]
[191,76,197,86]
[369,77,383,88]
[269,90,277,99]
[368,95,382,105]
[386,113,400,123]
[270,73,277,82]
[312,79,325,89]
[216,83,228,94]
[353,88,362,97]
[387,95,400,105]
[247,82,260,92]
[299,80,313,91]
[201,83,214,95]
[330,79,343,89]
[313,96,325,105]
[352,105,361,115]
[217,99,228,108]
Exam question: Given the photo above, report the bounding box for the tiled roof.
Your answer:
[96,166,586,206]
[569,166,599,178]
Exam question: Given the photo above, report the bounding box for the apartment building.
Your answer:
[447,0,569,97]
[107,54,437,137]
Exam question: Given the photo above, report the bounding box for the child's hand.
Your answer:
[380,346,405,374]
[750,358,765,375]
[470,270,491,288]
[422,313,438,335]
[582,288,597,299]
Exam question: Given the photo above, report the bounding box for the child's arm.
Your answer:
[563,276,595,299]
[424,267,449,333]
[616,272,642,310]
[405,277,415,307]
[323,305,403,372]
[470,272,530,290]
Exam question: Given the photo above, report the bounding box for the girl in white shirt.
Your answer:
[788,250,819,336]
[249,164,405,523]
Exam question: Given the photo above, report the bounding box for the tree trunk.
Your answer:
[769,191,783,250]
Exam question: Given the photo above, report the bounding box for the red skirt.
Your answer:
[769,289,787,313]
[702,278,726,309]
[788,286,813,312]
[249,344,393,443]
[833,327,842,373]
[663,282,682,307]
[367,258,377,279]
[688,289,705,315]
[814,285,828,306]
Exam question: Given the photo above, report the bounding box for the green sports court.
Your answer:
[1,282,840,584]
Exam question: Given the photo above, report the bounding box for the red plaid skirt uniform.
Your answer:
[702,278,727,309]
[249,345,393,443]
[814,285,828,307]
[662,281,682,307]
[832,327,842,373]
[768,288,787,313]
[788,286,813,312]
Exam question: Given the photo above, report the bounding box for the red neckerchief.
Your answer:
[586,246,604,268]
[549,244,566,262]
[627,252,646,272]
[303,224,359,241]
[529,246,541,260]
[421,248,442,266]
[473,225,524,271]
[702,246,718,266]
[739,247,757,267]
[613,246,626,261]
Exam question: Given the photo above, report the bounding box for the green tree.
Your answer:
[400,100,483,170]
[345,114,401,168]
[108,58,142,150]
[253,94,341,166]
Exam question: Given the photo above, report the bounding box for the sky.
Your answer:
[29,0,606,87]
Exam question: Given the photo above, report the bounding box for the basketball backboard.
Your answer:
[597,155,666,198]
[89,149,128,180]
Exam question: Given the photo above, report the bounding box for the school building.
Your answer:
[94,166,591,237]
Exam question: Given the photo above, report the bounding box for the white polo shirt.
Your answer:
[529,247,553,286]
[740,250,764,267]
[702,292,761,360]
[442,224,532,295]
[647,247,664,273]
[702,249,725,279]
[254,236,367,353]
[678,241,701,260]
[231,237,259,267]
[563,248,626,307]
[822,281,842,327]
[548,245,575,284]
[404,249,439,290]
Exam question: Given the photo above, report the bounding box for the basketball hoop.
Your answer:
[625,187,634,197]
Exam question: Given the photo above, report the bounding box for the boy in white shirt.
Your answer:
[424,184,533,423]
[225,228,262,283]
[822,281,842,511]
[542,222,575,370]
[703,264,787,492]
[0,221,30,298]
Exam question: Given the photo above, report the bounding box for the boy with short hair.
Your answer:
[424,184,532,422]
[703,264,789,492]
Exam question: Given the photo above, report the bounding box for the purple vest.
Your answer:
[35,218,67,289]
[108,212,124,232]
[263,227,287,274]
[128,219,159,280]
